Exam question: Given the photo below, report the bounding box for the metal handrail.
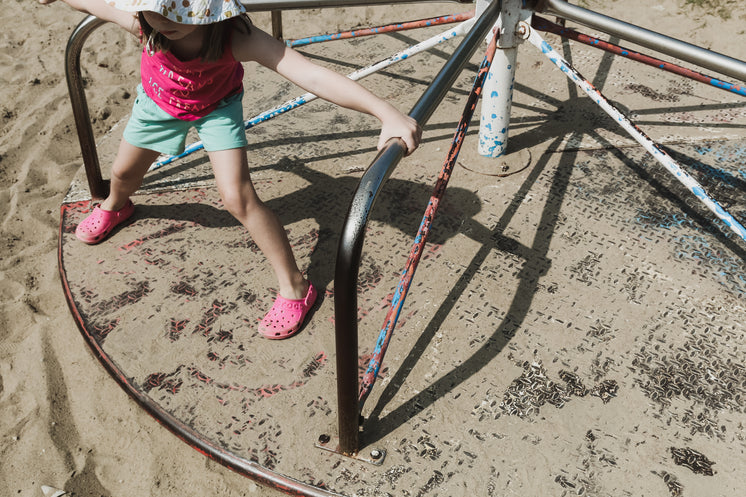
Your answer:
[65,15,108,200]
[545,0,746,83]
[332,0,502,456]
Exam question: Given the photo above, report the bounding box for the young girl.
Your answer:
[43,0,422,339]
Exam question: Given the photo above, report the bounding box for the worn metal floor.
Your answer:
[59,18,746,497]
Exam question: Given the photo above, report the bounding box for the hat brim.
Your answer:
[110,0,246,24]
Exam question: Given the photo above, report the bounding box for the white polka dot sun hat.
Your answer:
[111,0,246,24]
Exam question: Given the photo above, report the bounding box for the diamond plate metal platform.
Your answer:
[59,14,746,496]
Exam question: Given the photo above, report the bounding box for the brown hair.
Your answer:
[138,12,252,62]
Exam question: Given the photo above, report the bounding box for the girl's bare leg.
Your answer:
[100,139,160,211]
[209,148,308,300]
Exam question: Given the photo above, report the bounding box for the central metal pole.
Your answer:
[477,0,532,159]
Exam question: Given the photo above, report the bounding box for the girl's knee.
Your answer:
[220,188,262,219]
[110,162,147,185]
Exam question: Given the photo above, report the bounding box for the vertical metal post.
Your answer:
[271,10,283,40]
[65,15,108,200]
[478,0,532,159]
[334,143,406,456]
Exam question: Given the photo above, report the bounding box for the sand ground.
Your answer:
[1,1,745,496]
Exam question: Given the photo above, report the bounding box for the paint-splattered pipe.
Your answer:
[286,11,473,47]
[525,22,746,242]
[358,30,499,410]
[545,0,746,83]
[531,15,746,98]
[147,17,476,171]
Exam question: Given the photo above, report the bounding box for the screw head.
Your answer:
[318,434,331,445]
[370,449,382,459]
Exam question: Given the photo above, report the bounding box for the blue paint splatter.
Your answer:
[709,78,746,97]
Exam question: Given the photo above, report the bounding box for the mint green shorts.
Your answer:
[123,84,248,155]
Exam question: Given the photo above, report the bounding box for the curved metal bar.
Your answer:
[333,0,502,457]
[545,0,746,83]
[65,15,108,200]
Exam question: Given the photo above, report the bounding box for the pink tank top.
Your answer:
[140,38,244,121]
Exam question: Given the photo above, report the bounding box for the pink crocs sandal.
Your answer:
[75,200,135,244]
[258,282,318,339]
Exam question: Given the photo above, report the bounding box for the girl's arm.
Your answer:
[39,0,140,36]
[234,25,422,155]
